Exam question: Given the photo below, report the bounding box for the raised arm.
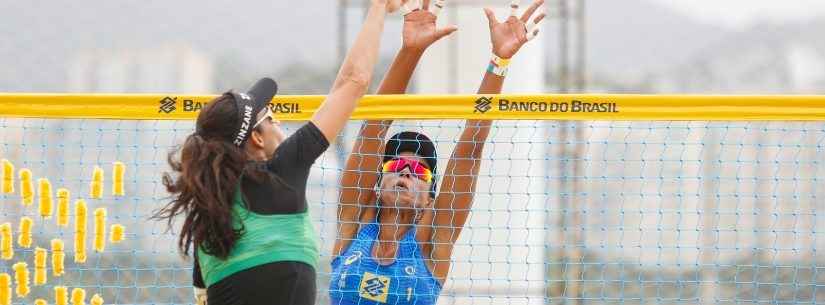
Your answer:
[311,0,400,142]
[334,1,457,257]
[427,0,546,280]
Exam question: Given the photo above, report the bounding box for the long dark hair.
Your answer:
[154,94,247,259]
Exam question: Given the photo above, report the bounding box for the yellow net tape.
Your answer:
[1,93,825,121]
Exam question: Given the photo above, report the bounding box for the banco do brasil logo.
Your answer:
[474,96,493,113]
[158,97,177,113]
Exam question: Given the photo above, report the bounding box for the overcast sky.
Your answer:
[657,0,825,28]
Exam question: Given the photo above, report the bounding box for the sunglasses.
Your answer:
[381,158,433,183]
[252,106,273,129]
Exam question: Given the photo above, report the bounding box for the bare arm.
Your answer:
[334,5,457,257]
[427,0,546,280]
[311,0,394,143]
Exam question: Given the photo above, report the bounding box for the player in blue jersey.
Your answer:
[330,0,545,304]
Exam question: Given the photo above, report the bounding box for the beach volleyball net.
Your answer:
[0,93,823,305]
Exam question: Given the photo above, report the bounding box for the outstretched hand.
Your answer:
[400,0,458,51]
[484,0,546,59]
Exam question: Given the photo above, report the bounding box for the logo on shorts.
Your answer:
[359,272,390,303]
[474,96,493,113]
[158,97,177,113]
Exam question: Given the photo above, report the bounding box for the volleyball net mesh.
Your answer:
[0,94,823,305]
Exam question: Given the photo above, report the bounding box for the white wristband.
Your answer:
[487,54,511,77]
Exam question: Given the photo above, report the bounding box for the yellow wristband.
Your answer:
[491,54,511,68]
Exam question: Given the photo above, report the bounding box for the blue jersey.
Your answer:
[329,222,443,305]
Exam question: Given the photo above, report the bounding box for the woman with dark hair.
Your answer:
[153,1,408,304]
[330,0,545,304]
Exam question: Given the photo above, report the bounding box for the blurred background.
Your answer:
[1,1,824,305]
[3,0,825,95]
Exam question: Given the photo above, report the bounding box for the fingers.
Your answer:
[533,11,547,25]
[404,0,447,17]
[400,0,420,16]
[509,0,521,18]
[525,10,545,36]
[526,28,540,41]
[428,0,446,16]
[400,3,413,15]
[520,0,544,23]
[484,7,499,27]
[525,11,544,41]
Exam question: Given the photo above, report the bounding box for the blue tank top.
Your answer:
[329,223,443,305]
